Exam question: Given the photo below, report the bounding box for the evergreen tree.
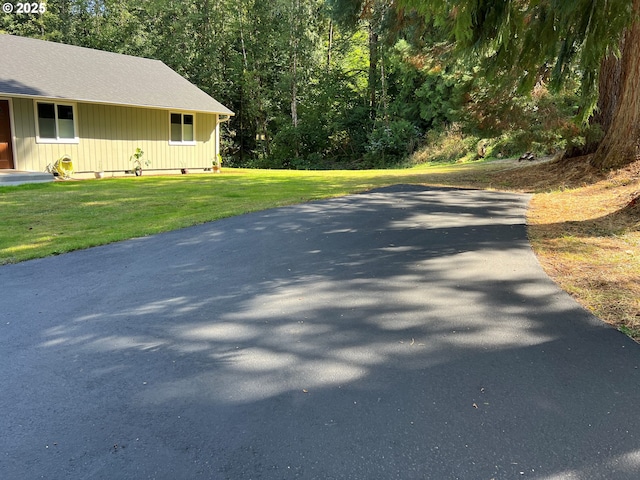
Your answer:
[398,0,639,169]
[590,0,640,169]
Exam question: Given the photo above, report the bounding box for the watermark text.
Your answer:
[2,2,47,14]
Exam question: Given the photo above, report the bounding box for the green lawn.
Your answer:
[0,163,504,264]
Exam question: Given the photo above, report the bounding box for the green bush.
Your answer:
[465,83,583,157]
[364,119,421,166]
[410,124,479,164]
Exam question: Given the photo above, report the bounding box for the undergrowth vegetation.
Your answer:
[410,84,585,165]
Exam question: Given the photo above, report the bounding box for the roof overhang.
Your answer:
[0,34,234,117]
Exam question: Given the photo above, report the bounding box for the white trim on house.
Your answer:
[168,111,196,146]
[214,114,232,163]
[33,99,80,145]
[6,91,225,116]
[0,96,17,168]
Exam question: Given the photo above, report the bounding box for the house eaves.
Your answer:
[0,34,234,116]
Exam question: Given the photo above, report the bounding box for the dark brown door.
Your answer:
[0,100,15,169]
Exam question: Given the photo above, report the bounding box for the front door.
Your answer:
[0,100,15,169]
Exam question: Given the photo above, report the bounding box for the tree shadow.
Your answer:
[1,185,639,479]
[536,199,640,240]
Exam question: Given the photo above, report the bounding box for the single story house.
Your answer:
[0,34,234,175]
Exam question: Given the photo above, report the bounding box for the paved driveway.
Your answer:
[1,185,639,479]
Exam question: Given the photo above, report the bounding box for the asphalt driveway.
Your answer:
[1,185,639,479]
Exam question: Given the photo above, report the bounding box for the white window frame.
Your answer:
[169,112,196,146]
[33,100,79,144]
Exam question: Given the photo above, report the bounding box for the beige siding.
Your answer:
[11,98,218,172]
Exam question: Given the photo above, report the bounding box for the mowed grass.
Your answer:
[0,162,501,264]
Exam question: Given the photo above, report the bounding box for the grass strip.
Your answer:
[0,162,501,264]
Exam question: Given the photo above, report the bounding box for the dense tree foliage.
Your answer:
[397,0,639,169]
[2,0,637,169]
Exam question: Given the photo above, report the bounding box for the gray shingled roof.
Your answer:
[0,34,234,115]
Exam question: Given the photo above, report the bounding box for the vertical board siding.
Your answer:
[11,98,218,172]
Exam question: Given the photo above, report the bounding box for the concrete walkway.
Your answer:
[1,185,639,479]
[0,170,54,186]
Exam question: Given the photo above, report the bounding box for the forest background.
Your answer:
[1,0,638,170]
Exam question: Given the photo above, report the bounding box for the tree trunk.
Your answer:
[327,20,333,72]
[291,54,298,128]
[590,0,640,170]
[380,57,389,125]
[564,51,622,158]
[290,0,300,129]
[368,22,378,120]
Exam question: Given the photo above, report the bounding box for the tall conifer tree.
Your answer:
[398,0,639,169]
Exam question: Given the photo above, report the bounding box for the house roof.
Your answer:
[0,34,234,116]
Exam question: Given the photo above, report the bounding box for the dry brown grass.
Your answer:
[487,156,640,339]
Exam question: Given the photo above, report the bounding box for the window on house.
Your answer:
[35,101,78,143]
[170,113,195,144]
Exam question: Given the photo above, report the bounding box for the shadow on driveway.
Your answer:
[1,185,639,479]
